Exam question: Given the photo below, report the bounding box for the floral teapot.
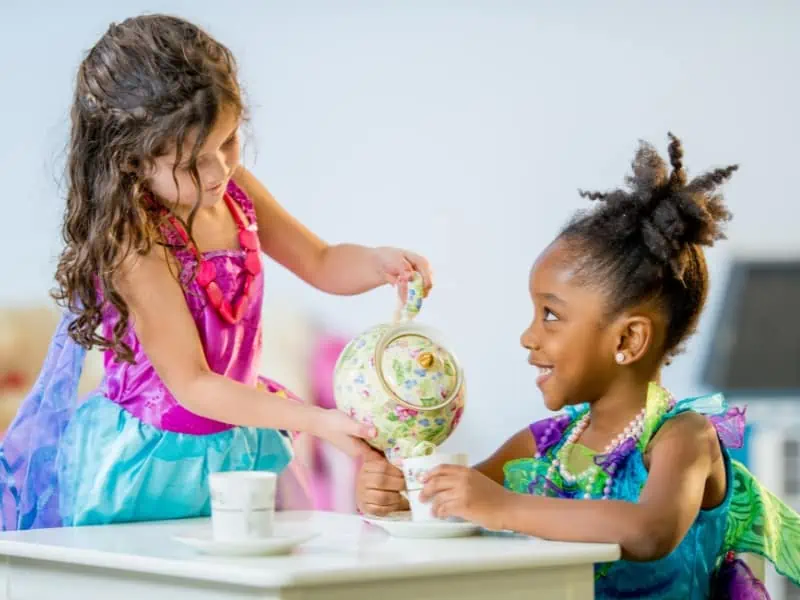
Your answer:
[333,274,466,463]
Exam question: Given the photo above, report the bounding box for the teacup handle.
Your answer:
[393,272,425,323]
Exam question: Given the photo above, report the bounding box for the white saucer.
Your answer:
[173,530,317,556]
[362,512,480,539]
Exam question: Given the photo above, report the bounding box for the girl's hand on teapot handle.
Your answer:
[372,247,434,299]
[315,408,378,459]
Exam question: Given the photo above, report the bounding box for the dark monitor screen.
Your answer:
[702,260,800,393]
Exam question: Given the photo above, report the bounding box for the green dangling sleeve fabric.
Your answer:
[504,384,800,589]
[724,459,800,587]
[637,386,800,587]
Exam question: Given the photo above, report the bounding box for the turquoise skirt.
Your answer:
[55,395,293,526]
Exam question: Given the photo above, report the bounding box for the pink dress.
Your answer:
[1,180,300,530]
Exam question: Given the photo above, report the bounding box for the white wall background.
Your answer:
[1,1,798,459]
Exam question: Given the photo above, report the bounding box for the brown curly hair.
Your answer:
[52,14,245,362]
[561,133,737,362]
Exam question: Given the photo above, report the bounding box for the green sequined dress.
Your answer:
[503,384,800,598]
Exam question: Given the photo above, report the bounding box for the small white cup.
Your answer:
[209,471,276,541]
[405,489,435,521]
[401,452,468,522]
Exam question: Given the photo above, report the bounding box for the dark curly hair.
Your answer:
[52,14,245,362]
[560,133,737,361]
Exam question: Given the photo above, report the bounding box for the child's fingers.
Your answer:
[420,464,464,482]
[362,498,407,517]
[431,492,459,519]
[340,437,378,459]
[404,253,434,295]
[419,472,457,501]
[349,420,378,440]
[357,445,386,463]
[396,277,409,303]
[362,455,404,476]
[361,468,406,492]
[363,489,404,509]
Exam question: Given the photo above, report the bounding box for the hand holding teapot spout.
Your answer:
[312,408,379,459]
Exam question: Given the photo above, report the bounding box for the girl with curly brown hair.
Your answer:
[0,13,432,531]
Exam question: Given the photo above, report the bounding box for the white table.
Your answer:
[0,511,619,599]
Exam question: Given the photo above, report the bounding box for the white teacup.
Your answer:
[401,452,468,522]
[405,489,434,521]
[209,471,276,541]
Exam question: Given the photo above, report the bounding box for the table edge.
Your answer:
[0,539,621,589]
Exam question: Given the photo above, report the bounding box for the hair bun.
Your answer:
[579,132,736,277]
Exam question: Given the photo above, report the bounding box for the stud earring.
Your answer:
[615,352,625,364]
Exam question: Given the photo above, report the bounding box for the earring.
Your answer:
[615,352,625,364]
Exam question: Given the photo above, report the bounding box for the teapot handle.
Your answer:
[393,272,425,323]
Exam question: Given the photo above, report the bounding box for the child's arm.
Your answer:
[472,427,537,484]
[116,249,374,457]
[422,412,723,562]
[355,427,535,515]
[232,167,433,296]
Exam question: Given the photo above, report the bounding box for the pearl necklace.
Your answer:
[546,407,646,500]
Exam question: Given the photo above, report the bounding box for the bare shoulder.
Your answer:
[231,166,269,202]
[114,245,178,299]
[110,243,210,392]
[506,426,538,456]
[650,411,719,452]
[474,426,536,484]
[645,410,726,508]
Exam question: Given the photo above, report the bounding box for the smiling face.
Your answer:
[519,238,623,411]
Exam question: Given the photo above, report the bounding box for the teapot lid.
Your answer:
[377,330,462,411]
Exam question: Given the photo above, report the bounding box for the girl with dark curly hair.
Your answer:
[1,13,433,531]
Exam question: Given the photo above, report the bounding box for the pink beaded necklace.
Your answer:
[163,192,261,324]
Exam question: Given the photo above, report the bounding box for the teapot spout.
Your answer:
[385,439,437,465]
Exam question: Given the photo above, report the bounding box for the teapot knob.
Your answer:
[416,351,435,370]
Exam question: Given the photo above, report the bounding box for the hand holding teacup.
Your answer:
[401,452,469,522]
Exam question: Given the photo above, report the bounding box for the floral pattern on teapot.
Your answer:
[333,274,466,462]
[380,334,458,408]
